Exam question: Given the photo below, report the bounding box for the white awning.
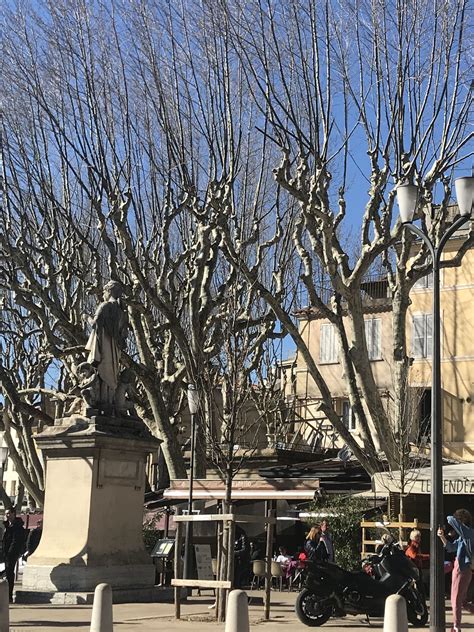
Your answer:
[372,463,474,496]
[163,489,318,501]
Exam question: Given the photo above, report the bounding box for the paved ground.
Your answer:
[8,590,474,632]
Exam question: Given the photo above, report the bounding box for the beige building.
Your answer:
[283,238,474,462]
[281,275,394,452]
[407,232,474,460]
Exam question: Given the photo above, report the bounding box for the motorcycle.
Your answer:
[295,535,428,627]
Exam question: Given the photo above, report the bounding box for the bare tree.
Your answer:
[0,0,283,489]
[0,304,47,507]
[215,0,473,474]
[374,374,429,518]
[0,0,471,494]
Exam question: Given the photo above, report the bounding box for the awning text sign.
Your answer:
[419,478,474,494]
[372,464,474,495]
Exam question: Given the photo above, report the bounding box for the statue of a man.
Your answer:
[85,281,128,407]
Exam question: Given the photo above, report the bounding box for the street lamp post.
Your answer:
[183,383,199,580]
[397,176,473,632]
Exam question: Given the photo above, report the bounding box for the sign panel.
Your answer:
[194,544,214,580]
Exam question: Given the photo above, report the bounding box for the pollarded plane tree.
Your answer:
[0,0,285,488]
[0,303,47,509]
[216,0,473,475]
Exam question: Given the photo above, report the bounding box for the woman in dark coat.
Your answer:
[2,508,26,602]
[304,525,329,563]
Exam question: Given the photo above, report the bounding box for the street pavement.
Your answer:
[9,590,474,632]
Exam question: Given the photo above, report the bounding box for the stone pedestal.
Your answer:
[17,415,163,604]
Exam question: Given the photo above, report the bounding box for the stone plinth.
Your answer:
[18,415,162,604]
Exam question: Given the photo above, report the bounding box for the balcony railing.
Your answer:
[296,274,390,310]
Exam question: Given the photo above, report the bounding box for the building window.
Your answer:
[319,323,338,363]
[364,318,382,360]
[342,401,356,431]
[10,480,17,497]
[413,272,434,289]
[412,314,433,358]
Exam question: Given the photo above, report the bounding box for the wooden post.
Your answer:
[174,520,183,619]
[264,501,275,621]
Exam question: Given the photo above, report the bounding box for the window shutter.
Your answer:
[320,324,338,362]
[414,272,433,289]
[330,326,337,362]
[425,314,433,358]
[365,318,381,360]
[412,315,425,358]
[373,319,381,359]
[320,324,329,363]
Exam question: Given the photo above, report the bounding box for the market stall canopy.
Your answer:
[372,463,474,496]
[163,478,320,501]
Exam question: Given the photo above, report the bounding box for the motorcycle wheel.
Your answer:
[295,588,334,627]
[406,595,429,627]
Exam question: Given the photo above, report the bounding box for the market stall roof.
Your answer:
[372,463,474,495]
[162,478,320,501]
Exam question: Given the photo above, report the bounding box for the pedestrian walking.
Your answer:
[2,508,26,602]
[438,508,474,632]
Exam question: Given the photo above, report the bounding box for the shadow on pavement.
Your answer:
[12,622,89,628]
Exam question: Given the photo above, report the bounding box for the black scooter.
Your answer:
[295,542,428,627]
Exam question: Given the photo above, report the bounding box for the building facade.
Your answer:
[407,234,474,460]
[283,238,474,463]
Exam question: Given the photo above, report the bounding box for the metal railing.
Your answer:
[296,274,390,309]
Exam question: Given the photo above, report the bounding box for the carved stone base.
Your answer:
[51,412,154,440]
[21,417,160,601]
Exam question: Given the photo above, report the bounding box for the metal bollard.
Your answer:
[383,594,408,632]
[90,583,113,632]
[225,589,250,632]
[0,579,9,632]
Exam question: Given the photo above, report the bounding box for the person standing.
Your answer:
[304,526,329,563]
[2,508,26,603]
[438,509,474,632]
[233,525,250,588]
[249,541,261,562]
[405,529,429,571]
[320,519,335,562]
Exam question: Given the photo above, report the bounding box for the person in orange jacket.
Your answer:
[405,529,429,570]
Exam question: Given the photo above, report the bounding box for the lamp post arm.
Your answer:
[436,214,471,264]
[401,222,436,264]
